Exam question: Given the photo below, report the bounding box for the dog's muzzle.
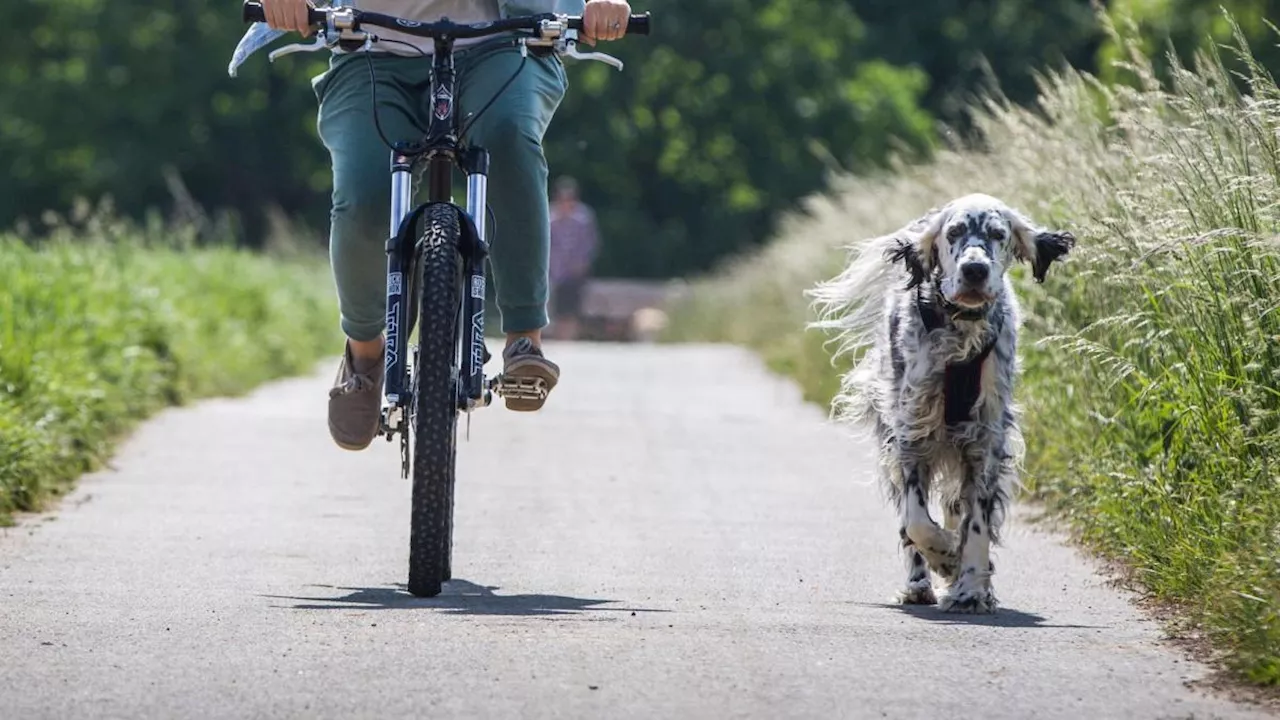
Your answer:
[947,241,997,309]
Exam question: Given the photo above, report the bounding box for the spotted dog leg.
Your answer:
[940,464,1002,614]
[942,498,963,532]
[935,498,964,585]
[896,527,936,605]
[897,458,958,597]
[942,497,992,587]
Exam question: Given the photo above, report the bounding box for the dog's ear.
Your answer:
[887,238,929,289]
[1029,230,1075,282]
[1004,207,1076,283]
[884,206,947,288]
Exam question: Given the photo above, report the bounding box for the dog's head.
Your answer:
[887,194,1075,310]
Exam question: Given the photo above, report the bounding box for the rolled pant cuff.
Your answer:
[501,304,549,334]
[341,317,386,343]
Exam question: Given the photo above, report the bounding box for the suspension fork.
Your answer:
[460,146,491,409]
[381,149,418,431]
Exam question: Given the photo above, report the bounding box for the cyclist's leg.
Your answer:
[454,43,568,411]
[314,53,432,448]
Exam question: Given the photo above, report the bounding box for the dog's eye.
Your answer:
[988,228,1007,241]
[946,224,965,240]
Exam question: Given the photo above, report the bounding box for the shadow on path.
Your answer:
[263,578,671,618]
[850,601,1107,629]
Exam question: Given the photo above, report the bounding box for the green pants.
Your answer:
[312,42,568,340]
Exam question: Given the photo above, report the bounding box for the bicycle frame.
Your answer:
[381,34,492,440]
[233,0,651,597]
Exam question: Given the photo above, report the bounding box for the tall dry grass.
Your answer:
[665,14,1280,686]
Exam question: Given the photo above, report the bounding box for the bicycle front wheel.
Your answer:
[407,203,463,598]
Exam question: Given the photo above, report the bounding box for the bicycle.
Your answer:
[235,0,651,597]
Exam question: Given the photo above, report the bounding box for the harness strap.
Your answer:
[915,288,999,425]
[942,336,997,426]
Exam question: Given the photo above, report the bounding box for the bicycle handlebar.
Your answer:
[241,1,651,38]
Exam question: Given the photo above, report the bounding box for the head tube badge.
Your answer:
[433,84,454,121]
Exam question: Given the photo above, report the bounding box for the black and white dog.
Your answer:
[810,194,1074,613]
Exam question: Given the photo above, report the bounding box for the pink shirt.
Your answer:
[549,202,599,284]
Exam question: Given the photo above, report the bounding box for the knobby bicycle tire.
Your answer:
[407,203,463,598]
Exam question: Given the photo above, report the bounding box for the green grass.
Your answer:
[664,13,1280,687]
[0,206,342,524]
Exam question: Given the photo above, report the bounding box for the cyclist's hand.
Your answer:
[262,0,315,37]
[581,0,630,45]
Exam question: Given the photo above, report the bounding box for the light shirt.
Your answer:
[355,0,502,55]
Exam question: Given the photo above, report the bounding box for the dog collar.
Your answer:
[942,301,989,323]
[915,287,989,330]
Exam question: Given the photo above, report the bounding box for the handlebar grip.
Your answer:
[241,1,326,26]
[625,12,650,35]
[242,1,265,23]
[567,12,651,36]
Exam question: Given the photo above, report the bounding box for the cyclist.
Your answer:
[258,0,632,450]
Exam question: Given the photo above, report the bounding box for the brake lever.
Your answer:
[267,31,331,62]
[560,30,624,71]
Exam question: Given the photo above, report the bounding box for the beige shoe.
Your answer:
[327,342,385,450]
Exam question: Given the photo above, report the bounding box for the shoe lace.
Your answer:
[505,337,542,359]
[330,370,376,398]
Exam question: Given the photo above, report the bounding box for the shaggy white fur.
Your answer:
[810,194,1075,613]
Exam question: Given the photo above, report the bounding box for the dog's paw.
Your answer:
[939,578,998,614]
[939,592,998,614]
[895,582,937,606]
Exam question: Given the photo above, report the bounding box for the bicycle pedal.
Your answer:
[492,375,548,401]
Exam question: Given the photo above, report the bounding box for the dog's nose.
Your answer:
[961,262,990,284]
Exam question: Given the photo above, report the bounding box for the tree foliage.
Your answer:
[546,0,936,276]
[855,0,1108,122]
[1099,0,1280,84]
[0,0,330,242]
[1,0,1114,278]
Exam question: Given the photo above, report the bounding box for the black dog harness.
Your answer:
[915,287,998,426]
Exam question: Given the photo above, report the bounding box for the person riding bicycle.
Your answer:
[257,0,632,450]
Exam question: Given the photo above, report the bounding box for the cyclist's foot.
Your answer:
[328,340,385,450]
[501,337,559,412]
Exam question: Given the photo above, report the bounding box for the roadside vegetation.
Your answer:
[0,203,341,524]
[665,15,1280,688]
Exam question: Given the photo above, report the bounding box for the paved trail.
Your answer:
[1,344,1273,719]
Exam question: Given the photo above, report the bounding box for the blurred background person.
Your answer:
[548,176,599,341]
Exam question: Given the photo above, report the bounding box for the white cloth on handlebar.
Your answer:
[228,23,288,77]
